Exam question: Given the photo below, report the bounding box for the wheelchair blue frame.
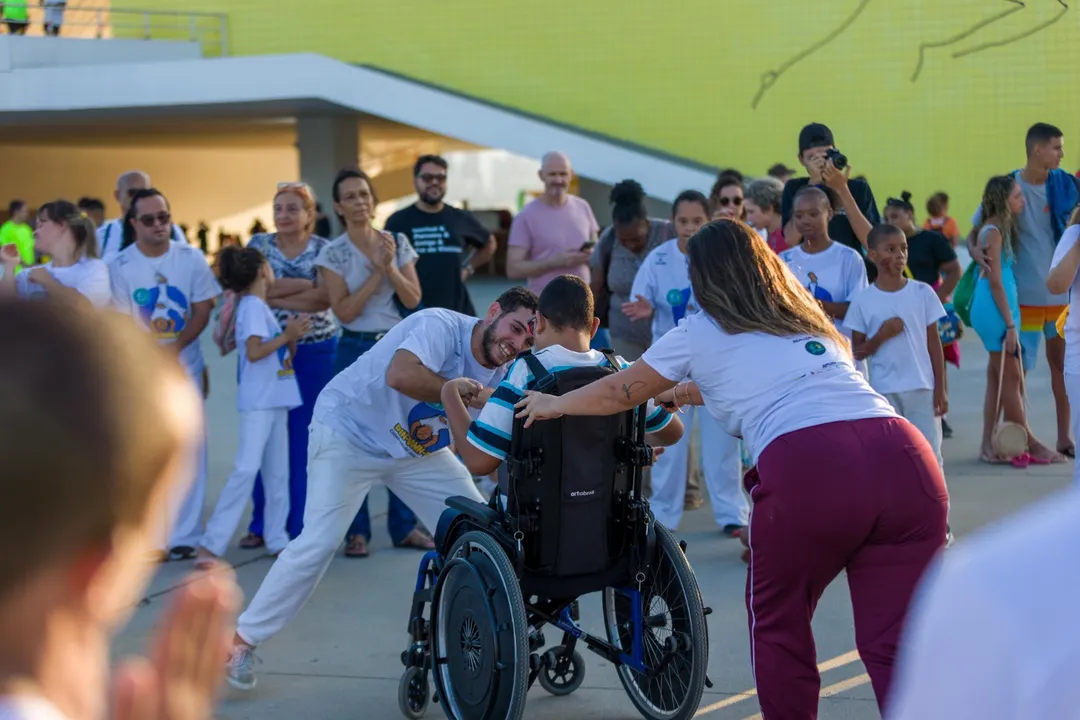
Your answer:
[409,550,650,675]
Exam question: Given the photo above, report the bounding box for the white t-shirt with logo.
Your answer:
[1050,225,1080,370]
[313,308,506,459]
[314,231,419,332]
[466,345,673,461]
[95,218,188,265]
[15,258,111,307]
[108,243,222,376]
[641,311,896,465]
[630,238,698,340]
[843,281,946,394]
[0,695,69,720]
[235,295,302,412]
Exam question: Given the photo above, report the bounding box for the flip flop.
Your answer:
[979,453,1009,465]
[1010,453,1031,469]
[1057,446,1075,459]
[344,535,369,558]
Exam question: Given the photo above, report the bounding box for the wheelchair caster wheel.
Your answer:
[537,646,585,696]
[398,666,429,719]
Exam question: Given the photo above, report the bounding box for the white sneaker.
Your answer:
[226,644,259,691]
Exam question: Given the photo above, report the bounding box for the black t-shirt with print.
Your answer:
[384,204,491,316]
[905,229,956,286]
[781,177,881,281]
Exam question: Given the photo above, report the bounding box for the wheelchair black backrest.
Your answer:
[505,349,651,579]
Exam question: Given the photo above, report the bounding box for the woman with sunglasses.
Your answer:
[237,182,340,552]
[0,200,109,307]
[515,219,947,720]
[709,174,747,221]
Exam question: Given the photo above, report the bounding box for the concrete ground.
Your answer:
[112,278,1074,719]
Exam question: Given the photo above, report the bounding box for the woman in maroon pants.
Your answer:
[515,219,948,719]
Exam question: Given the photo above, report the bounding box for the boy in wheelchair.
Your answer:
[395,275,710,720]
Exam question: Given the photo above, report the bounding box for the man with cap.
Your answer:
[780,122,880,279]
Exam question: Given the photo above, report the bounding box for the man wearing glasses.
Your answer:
[109,188,221,562]
[96,170,188,264]
[383,155,496,315]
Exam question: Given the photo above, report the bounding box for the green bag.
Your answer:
[953,261,978,327]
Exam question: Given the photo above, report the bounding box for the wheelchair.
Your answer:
[397,354,712,720]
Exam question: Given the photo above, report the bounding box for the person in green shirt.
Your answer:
[2,1,29,34]
[0,201,34,272]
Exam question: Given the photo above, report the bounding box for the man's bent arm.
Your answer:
[386,349,447,403]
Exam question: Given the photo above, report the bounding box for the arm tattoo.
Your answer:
[621,381,647,400]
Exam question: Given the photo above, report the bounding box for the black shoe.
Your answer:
[941,419,953,439]
[168,545,197,561]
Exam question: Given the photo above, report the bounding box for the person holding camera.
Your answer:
[781,123,880,279]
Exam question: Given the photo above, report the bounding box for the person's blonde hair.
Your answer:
[0,299,196,600]
[38,199,99,259]
[274,182,317,236]
[975,175,1019,256]
[687,219,849,352]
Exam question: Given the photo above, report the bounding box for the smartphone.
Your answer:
[580,240,596,252]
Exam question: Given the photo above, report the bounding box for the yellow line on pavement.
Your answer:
[736,673,873,720]
[695,650,862,716]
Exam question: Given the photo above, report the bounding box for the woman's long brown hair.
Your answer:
[687,219,850,352]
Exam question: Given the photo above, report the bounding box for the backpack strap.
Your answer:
[598,349,621,372]
[520,350,554,393]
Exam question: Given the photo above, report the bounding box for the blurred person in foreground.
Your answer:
[887,485,1080,719]
[0,299,240,720]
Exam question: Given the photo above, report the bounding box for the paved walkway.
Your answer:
[113,278,1073,719]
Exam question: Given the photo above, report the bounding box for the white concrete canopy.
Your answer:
[0,43,719,203]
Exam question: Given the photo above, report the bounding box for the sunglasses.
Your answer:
[718,196,743,207]
[419,173,447,183]
[137,212,172,228]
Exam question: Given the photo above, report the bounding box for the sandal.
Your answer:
[1057,445,1075,459]
[395,528,435,550]
[238,533,265,549]
[344,534,369,558]
[1010,453,1031,469]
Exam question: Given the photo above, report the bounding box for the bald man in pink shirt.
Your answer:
[506,152,599,295]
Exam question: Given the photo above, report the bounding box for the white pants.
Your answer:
[201,408,291,556]
[237,421,484,646]
[649,406,747,530]
[883,390,943,472]
[1065,373,1080,485]
[162,368,208,550]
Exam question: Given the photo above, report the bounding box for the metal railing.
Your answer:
[3,2,229,56]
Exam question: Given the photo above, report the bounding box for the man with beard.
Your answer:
[383,155,496,315]
[507,151,599,296]
[225,286,538,691]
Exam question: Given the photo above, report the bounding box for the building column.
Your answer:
[296,114,361,234]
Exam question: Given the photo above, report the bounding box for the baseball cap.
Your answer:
[799,123,834,154]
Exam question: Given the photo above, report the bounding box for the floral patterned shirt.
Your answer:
[247,233,338,344]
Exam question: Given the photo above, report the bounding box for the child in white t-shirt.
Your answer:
[845,224,948,469]
[197,247,309,567]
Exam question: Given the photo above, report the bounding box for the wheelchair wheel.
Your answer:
[431,531,529,720]
[602,524,708,720]
[537,646,585,696]
[398,666,429,719]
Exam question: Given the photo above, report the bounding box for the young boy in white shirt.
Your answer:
[844,223,949,468]
[443,274,684,479]
[0,299,238,720]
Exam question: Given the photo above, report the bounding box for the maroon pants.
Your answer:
[744,417,947,720]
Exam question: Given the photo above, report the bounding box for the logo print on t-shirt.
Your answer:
[805,340,826,356]
[666,287,692,325]
[275,341,296,378]
[133,273,189,340]
[806,271,834,303]
[393,401,451,456]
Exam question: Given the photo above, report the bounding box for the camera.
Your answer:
[824,147,848,171]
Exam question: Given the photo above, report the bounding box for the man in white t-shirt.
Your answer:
[108,188,222,561]
[443,275,682,479]
[96,170,187,263]
[225,287,539,691]
[506,151,599,296]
